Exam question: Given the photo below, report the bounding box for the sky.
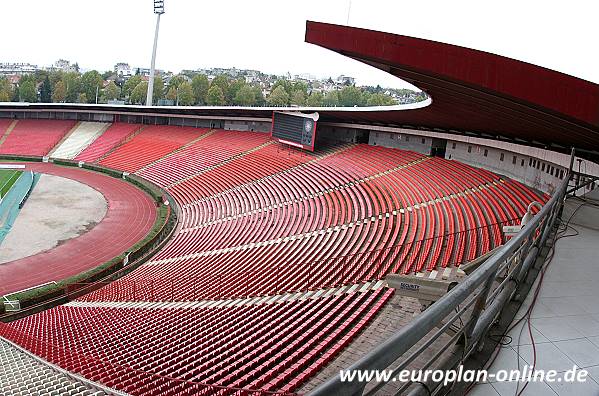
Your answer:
[2,0,598,89]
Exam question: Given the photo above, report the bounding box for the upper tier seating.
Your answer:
[137,129,272,187]
[99,126,209,172]
[80,143,547,303]
[51,122,109,159]
[75,123,142,163]
[0,120,77,156]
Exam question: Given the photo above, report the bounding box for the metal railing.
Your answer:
[309,150,573,396]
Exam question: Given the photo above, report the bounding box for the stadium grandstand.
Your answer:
[0,21,599,396]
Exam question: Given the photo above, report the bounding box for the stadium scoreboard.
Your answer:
[270,111,319,151]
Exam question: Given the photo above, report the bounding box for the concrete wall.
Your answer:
[368,130,433,156]
[224,120,271,133]
[446,141,567,194]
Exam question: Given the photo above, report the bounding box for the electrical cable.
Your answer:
[463,195,589,395]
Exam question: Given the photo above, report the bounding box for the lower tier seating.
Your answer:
[0,335,107,395]
[0,120,77,156]
[1,288,393,395]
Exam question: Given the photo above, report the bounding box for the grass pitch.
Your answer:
[0,169,22,198]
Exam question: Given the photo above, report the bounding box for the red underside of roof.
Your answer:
[304,21,599,150]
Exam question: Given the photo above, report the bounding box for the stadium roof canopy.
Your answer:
[304,21,599,155]
[2,21,598,157]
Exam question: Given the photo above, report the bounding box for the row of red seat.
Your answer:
[3,288,393,395]
[99,125,209,172]
[75,122,142,162]
[80,145,548,303]
[137,130,272,187]
[0,119,76,156]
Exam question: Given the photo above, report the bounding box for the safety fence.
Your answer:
[309,152,573,396]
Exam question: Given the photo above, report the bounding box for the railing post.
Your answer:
[464,264,497,341]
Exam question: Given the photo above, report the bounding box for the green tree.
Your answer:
[11,86,20,102]
[40,76,52,103]
[366,93,396,106]
[166,86,177,102]
[290,90,306,106]
[338,85,364,106]
[206,85,225,106]
[167,75,185,91]
[0,77,12,102]
[177,81,194,106]
[63,72,81,103]
[52,81,66,103]
[49,70,64,87]
[152,76,165,102]
[323,91,339,107]
[234,84,256,106]
[267,86,289,106]
[226,79,245,105]
[252,86,265,106]
[271,79,292,97]
[191,74,209,105]
[123,75,141,99]
[291,81,308,97]
[306,92,324,107]
[210,75,229,94]
[104,81,120,101]
[130,81,148,104]
[19,80,37,102]
[77,92,88,104]
[81,70,103,103]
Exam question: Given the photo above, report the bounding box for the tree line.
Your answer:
[0,70,401,107]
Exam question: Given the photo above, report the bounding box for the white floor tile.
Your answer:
[588,336,599,348]
[554,339,599,368]
[546,375,599,396]
[507,320,550,346]
[531,317,585,342]
[566,316,599,338]
[491,379,558,396]
[516,343,577,373]
[469,382,500,396]
[585,365,599,384]
[486,347,528,383]
[537,297,588,316]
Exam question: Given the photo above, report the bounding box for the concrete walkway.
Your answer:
[472,196,599,396]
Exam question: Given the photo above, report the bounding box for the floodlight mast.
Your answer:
[146,1,165,106]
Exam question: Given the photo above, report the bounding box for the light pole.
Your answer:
[146,0,165,106]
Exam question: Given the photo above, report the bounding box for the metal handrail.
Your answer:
[309,150,573,396]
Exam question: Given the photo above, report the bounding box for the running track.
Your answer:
[0,163,157,296]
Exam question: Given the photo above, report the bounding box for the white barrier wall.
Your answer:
[445,141,567,194]
[368,130,432,155]
[51,122,109,159]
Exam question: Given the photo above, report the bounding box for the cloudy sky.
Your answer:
[2,0,598,89]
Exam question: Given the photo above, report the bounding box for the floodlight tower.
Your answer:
[146,0,165,106]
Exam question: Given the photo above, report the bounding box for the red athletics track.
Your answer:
[0,163,157,296]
